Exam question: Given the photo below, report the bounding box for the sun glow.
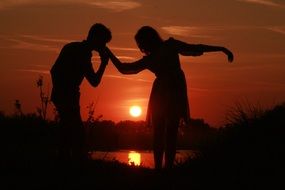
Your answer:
[128,151,141,166]
[129,105,142,117]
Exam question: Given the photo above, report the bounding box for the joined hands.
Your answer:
[98,47,109,65]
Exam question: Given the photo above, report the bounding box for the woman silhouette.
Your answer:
[106,26,233,170]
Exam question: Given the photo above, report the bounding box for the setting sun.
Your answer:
[129,106,142,117]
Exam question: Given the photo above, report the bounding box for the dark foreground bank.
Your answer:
[1,157,283,190]
[1,102,285,189]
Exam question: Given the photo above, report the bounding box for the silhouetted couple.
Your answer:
[50,23,234,170]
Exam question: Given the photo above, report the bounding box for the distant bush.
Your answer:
[181,101,285,178]
[0,113,59,167]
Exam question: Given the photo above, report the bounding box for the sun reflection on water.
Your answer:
[91,150,195,168]
[128,151,141,166]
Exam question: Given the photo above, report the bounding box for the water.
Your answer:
[90,149,196,168]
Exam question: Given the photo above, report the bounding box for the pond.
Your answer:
[90,149,196,168]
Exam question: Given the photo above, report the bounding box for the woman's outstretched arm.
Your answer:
[105,47,147,74]
[199,44,233,62]
[170,38,234,62]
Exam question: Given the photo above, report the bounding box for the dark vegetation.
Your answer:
[86,118,214,151]
[175,101,285,189]
[1,101,284,189]
[0,76,284,189]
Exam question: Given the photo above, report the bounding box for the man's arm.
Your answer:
[85,50,108,87]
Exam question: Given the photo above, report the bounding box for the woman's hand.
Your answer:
[223,47,234,63]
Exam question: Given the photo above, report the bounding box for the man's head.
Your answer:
[87,23,112,50]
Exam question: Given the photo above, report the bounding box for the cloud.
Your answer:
[7,38,59,52]
[161,26,212,38]
[90,0,141,12]
[236,0,285,8]
[189,87,211,92]
[19,34,71,43]
[0,0,49,9]
[17,69,50,75]
[0,0,141,12]
[266,26,285,35]
[104,74,152,83]
[0,34,73,52]
[1,34,141,59]
[116,56,138,60]
[0,0,142,12]
[1,35,62,52]
[91,55,137,63]
[124,98,149,104]
[162,25,285,38]
[111,47,139,52]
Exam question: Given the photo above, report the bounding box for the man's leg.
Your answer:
[56,104,72,162]
[56,103,86,162]
[70,108,87,162]
[57,102,85,162]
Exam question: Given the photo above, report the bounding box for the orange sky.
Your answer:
[0,0,285,127]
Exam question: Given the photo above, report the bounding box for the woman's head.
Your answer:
[135,26,163,55]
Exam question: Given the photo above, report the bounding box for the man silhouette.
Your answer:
[50,23,111,162]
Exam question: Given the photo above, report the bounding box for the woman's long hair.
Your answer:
[135,26,163,54]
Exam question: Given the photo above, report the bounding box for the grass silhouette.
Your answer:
[1,101,284,189]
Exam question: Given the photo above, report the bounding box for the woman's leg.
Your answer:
[153,117,165,170]
[165,117,179,169]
